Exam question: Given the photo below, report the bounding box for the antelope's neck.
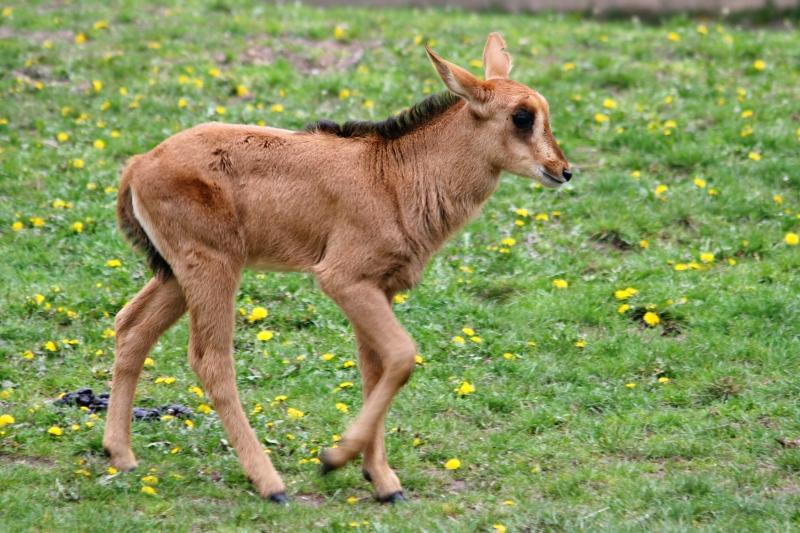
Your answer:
[388,105,501,253]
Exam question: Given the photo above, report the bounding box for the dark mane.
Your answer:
[305,92,461,140]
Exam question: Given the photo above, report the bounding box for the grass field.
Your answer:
[2,1,800,530]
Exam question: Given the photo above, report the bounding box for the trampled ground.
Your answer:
[1,2,799,530]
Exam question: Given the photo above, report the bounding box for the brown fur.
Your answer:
[103,33,570,501]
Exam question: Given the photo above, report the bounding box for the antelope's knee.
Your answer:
[385,340,417,385]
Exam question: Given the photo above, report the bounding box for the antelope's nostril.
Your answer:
[562,169,572,181]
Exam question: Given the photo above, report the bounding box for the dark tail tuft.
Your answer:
[117,158,173,278]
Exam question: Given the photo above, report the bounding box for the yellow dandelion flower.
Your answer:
[346,495,358,505]
[617,304,631,314]
[197,403,213,414]
[0,414,15,428]
[693,177,706,188]
[699,252,714,263]
[248,306,268,322]
[456,381,475,396]
[338,88,351,100]
[71,221,84,233]
[614,287,638,300]
[658,377,671,383]
[452,336,466,345]
[562,62,575,71]
[322,353,335,362]
[141,485,157,495]
[106,259,122,268]
[208,67,221,78]
[602,98,617,109]
[236,85,248,97]
[594,113,610,123]
[256,330,274,341]
[574,339,586,348]
[643,312,660,327]
[785,232,799,246]
[57,132,70,142]
[74,33,87,44]
[335,402,349,413]
[696,24,708,35]
[270,103,284,113]
[493,525,507,533]
[215,105,226,115]
[625,382,636,389]
[552,279,568,289]
[94,139,105,150]
[667,32,681,42]
[47,426,63,436]
[748,151,761,161]
[12,221,23,231]
[444,458,461,470]
[333,25,347,40]
[178,97,188,109]
[752,59,766,71]
[287,407,304,420]
[72,158,85,169]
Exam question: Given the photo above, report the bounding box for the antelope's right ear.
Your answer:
[425,45,488,110]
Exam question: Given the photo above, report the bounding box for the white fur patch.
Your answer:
[130,188,168,261]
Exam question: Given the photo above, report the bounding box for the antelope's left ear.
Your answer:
[425,45,489,110]
[482,32,512,80]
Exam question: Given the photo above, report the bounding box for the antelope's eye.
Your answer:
[512,109,534,130]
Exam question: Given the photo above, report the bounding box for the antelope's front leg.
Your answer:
[355,327,405,502]
[318,279,416,501]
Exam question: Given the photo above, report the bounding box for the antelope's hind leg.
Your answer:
[169,253,286,502]
[104,275,187,470]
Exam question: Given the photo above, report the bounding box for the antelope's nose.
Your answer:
[562,169,572,181]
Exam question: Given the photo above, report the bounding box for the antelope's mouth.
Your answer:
[540,169,566,187]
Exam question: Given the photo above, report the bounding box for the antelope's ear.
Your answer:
[425,45,488,108]
[482,32,512,80]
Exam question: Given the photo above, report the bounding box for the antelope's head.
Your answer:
[426,33,572,188]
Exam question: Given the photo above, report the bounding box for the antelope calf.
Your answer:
[103,33,571,504]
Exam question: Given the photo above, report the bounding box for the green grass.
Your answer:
[1,1,800,530]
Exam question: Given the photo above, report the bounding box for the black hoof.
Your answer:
[319,449,341,476]
[362,469,372,482]
[378,491,405,504]
[268,492,289,505]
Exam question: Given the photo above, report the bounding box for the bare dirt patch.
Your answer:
[0,451,56,469]
[0,27,73,44]
[216,36,377,75]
